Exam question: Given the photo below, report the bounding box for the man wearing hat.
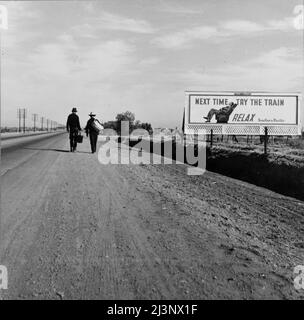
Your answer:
[66,107,82,152]
[203,102,238,123]
[84,112,102,153]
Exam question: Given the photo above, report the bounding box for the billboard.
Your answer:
[184,92,302,135]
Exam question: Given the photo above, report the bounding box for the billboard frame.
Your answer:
[184,91,302,136]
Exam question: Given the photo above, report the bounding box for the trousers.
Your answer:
[69,128,79,151]
[89,132,98,153]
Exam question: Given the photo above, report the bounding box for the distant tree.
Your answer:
[140,122,153,134]
[115,111,135,134]
[132,120,153,134]
[134,120,141,128]
[116,111,135,123]
[103,121,118,131]
[103,111,152,136]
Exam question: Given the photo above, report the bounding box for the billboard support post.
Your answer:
[18,109,21,133]
[264,127,268,155]
[210,129,213,148]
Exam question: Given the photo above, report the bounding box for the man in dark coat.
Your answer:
[85,112,102,154]
[66,107,82,152]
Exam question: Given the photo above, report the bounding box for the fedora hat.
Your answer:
[72,107,77,112]
[89,112,96,117]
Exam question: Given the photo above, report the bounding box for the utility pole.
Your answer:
[41,117,45,131]
[23,108,27,133]
[17,108,27,133]
[32,113,38,132]
[17,108,21,132]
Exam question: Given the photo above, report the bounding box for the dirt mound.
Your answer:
[128,139,304,201]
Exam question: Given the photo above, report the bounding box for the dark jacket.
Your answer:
[66,113,81,131]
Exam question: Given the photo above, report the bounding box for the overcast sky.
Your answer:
[1,0,303,128]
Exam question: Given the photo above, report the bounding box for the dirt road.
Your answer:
[0,133,303,299]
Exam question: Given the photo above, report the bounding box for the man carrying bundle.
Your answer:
[85,112,103,154]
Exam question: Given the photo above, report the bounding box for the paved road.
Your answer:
[0,133,303,299]
[1,131,59,141]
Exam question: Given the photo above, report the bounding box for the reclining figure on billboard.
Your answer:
[203,102,238,123]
